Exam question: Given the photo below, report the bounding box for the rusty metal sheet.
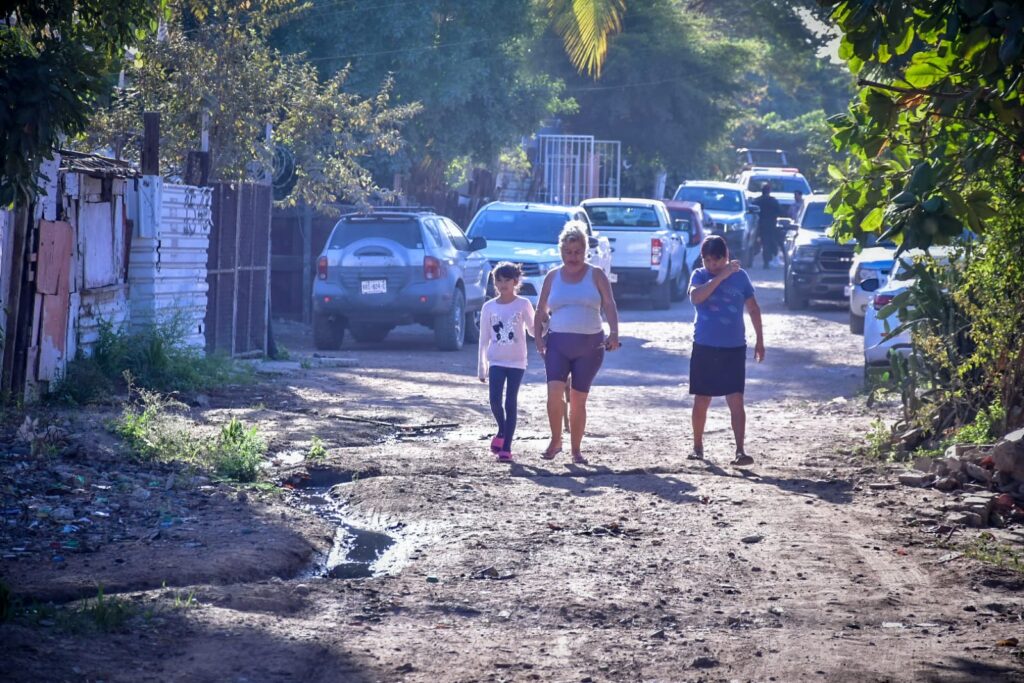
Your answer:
[38,290,70,381]
[36,220,73,295]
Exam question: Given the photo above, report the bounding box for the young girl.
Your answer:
[478,262,536,462]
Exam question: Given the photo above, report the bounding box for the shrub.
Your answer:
[306,435,326,462]
[210,417,266,483]
[113,380,203,465]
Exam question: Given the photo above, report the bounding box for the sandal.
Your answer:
[688,445,704,460]
[496,450,513,463]
[490,436,504,453]
[730,452,754,467]
[571,452,588,465]
[541,443,562,460]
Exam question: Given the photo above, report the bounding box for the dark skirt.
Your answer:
[688,343,747,396]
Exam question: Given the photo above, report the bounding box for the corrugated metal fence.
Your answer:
[128,182,212,349]
[206,182,271,357]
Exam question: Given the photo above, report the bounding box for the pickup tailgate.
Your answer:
[597,228,657,269]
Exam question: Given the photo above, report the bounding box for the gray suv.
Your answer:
[312,210,488,350]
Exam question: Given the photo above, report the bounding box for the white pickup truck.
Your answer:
[581,198,688,310]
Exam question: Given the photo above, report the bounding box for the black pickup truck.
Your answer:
[782,196,854,309]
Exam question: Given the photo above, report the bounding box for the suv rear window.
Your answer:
[746,176,811,194]
[467,210,570,244]
[329,217,424,249]
[584,205,660,228]
[674,186,743,212]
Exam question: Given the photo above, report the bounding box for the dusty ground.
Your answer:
[3,266,1024,682]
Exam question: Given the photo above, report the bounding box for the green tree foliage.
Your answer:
[82,0,419,209]
[0,0,166,206]
[271,0,569,191]
[545,0,626,78]
[825,0,1024,433]
[825,0,1023,250]
[543,0,751,187]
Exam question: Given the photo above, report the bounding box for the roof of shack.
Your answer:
[59,150,141,179]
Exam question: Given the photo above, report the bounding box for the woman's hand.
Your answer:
[605,332,621,351]
[754,340,765,362]
[535,337,547,357]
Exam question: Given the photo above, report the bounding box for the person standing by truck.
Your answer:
[687,235,765,466]
[751,182,782,268]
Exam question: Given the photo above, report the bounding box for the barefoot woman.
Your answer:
[534,222,621,464]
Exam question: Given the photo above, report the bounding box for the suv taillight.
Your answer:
[424,256,443,280]
[651,238,663,266]
[317,256,328,280]
[873,293,894,310]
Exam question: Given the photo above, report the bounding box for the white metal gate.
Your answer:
[536,134,620,205]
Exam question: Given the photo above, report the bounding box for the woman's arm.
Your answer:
[534,270,555,355]
[688,261,740,305]
[593,268,620,351]
[745,296,765,362]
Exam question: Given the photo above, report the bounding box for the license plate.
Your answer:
[608,272,618,283]
[361,279,387,294]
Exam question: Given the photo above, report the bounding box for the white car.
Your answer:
[465,202,612,306]
[846,244,898,334]
[738,166,811,218]
[863,247,953,367]
[581,198,688,310]
[672,181,756,261]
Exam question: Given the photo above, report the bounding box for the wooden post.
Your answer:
[141,112,160,176]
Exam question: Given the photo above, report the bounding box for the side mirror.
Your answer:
[860,278,880,293]
[588,236,599,249]
[469,236,487,251]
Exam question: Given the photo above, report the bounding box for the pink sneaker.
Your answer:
[496,450,513,462]
[490,436,504,453]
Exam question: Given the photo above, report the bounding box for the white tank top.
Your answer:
[548,266,603,334]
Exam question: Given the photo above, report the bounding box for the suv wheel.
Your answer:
[465,309,481,343]
[849,313,865,335]
[784,270,809,310]
[435,289,465,351]
[670,265,688,302]
[349,324,391,344]
[651,278,672,310]
[313,314,345,350]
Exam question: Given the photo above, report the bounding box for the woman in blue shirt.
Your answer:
[687,235,765,466]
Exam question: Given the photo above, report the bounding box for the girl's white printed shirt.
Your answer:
[477,296,536,379]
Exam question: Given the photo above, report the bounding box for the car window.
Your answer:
[673,187,743,212]
[667,208,694,230]
[421,217,444,248]
[442,218,471,251]
[799,202,834,231]
[467,210,568,244]
[584,205,660,228]
[329,217,424,249]
[747,175,812,194]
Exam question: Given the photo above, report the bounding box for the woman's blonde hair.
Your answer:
[559,221,589,249]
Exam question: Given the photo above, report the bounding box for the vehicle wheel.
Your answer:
[848,313,864,335]
[651,279,672,310]
[464,309,481,343]
[784,271,809,310]
[670,265,688,302]
[349,324,391,344]
[435,289,466,351]
[313,314,345,350]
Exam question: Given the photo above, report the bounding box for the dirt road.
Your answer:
[4,266,1024,682]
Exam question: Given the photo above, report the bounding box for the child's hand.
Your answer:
[479,376,486,383]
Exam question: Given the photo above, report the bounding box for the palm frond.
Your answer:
[546,0,625,78]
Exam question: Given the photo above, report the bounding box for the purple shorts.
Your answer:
[544,331,605,393]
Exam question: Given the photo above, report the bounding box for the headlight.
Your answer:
[857,267,879,284]
[794,246,816,262]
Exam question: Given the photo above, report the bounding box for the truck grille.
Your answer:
[819,249,854,272]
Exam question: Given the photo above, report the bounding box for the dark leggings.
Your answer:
[489,366,525,451]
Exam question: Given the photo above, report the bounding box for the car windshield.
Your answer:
[329,218,423,248]
[584,205,660,228]
[467,210,569,244]
[667,208,694,231]
[747,176,812,194]
[673,187,742,212]
[800,202,833,231]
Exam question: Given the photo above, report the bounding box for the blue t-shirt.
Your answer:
[689,268,755,348]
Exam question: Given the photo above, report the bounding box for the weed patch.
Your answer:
[958,533,1024,575]
[862,418,893,460]
[307,435,326,463]
[210,418,266,483]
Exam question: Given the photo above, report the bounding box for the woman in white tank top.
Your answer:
[534,221,621,464]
